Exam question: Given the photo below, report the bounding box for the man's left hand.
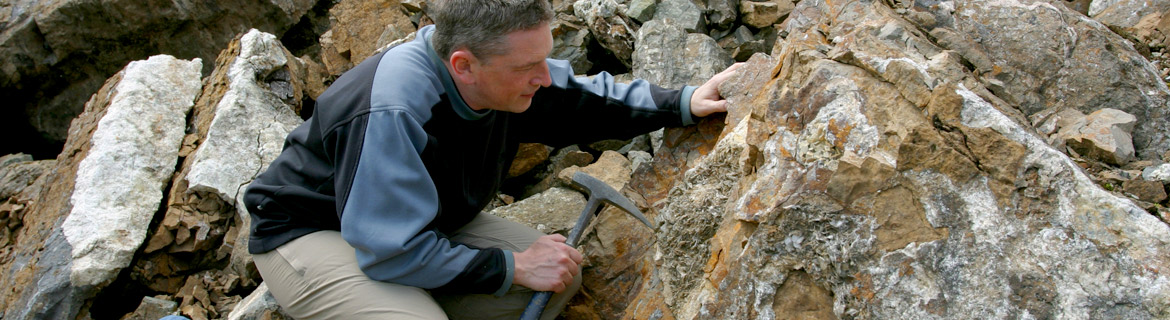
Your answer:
[690,63,744,118]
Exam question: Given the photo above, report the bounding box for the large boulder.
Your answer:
[576,0,1170,318]
[0,54,202,320]
[0,0,316,158]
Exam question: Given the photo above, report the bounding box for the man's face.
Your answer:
[462,22,554,113]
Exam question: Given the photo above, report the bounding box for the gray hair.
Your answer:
[431,0,554,63]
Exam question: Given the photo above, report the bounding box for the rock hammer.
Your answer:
[518,171,654,320]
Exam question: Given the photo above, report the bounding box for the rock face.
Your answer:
[0,0,316,158]
[6,0,1170,319]
[633,20,733,88]
[907,0,1170,160]
[0,54,202,320]
[569,0,1170,319]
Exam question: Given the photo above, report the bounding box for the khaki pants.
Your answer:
[253,213,581,320]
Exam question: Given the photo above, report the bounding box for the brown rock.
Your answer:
[508,143,552,178]
[1123,179,1168,204]
[320,0,416,75]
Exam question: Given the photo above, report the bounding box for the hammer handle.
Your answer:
[519,198,603,320]
[520,292,553,320]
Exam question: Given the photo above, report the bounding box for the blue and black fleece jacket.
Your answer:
[243,25,698,296]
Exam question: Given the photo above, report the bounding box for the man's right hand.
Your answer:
[512,234,583,292]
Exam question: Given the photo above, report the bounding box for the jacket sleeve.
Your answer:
[516,59,698,146]
[332,107,514,296]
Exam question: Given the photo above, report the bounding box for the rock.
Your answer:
[1144,163,1170,183]
[573,1,1170,318]
[551,14,595,73]
[557,151,635,190]
[523,146,596,198]
[0,154,53,200]
[120,296,179,320]
[1123,179,1168,204]
[0,54,202,320]
[136,29,305,305]
[653,0,706,33]
[1056,108,1138,166]
[319,0,417,75]
[633,20,734,89]
[626,0,658,23]
[0,0,316,158]
[719,25,769,61]
[509,143,553,178]
[628,150,653,172]
[63,55,201,288]
[616,134,653,155]
[740,0,795,29]
[900,0,1170,160]
[1090,0,1170,29]
[575,0,639,67]
[491,187,586,235]
[226,283,291,320]
[707,0,739,30]
[186,29,307,210]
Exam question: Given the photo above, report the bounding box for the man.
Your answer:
[243,0,740,319]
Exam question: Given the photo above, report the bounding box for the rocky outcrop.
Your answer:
[0,54,202,320]
[5,0,1170,319]
[576,0,1170,318]
[0,0,316,158]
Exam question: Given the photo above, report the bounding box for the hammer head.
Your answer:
[570,171,653,229]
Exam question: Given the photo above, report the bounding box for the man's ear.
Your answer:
[449,50,478,84]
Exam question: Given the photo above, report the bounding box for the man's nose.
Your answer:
[531,62,552,87]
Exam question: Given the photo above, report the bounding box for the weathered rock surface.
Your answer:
[901,0,1170,160]
[577,0,1170,318]
[575,0,640,67]
[633,19,734,88]
[133,29,306,320]
[654,0,706,33]
[0,54,202,320]
[1056,108,1138,166]
[319,0,417,75]
[0,0,316,158]
[8,0,1170,319]
[492,187,587,235]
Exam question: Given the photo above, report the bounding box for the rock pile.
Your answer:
[1,0,1170,319]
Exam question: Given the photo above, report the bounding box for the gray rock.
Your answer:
[575,0,639,67]
[653,0,706,33]
[1090,0,1170,28]
[551,14,595,73]
[905,0,1170,160]
[633,20,733,89]
[626,0,658,22]
[491,187,586,235]
[0,155,53,200]
[62,55,202,289]
[1143,163,1170,183]
[707,0,739,30]
[0,0,315,150]
[627,150,653,172]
